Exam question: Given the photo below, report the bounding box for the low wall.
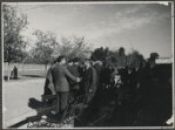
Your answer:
[3,63,50,77]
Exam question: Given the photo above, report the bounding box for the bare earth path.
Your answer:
[3,78,45,128]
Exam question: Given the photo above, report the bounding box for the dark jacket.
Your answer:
[43,67,53,95]
[67,64,81,89]
[51,63,78,92]
[82,66,98,95]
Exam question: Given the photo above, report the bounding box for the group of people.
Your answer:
[43,55,99,123]
[42,55,172,126]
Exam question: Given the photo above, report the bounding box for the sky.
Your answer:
[4,2,173,58]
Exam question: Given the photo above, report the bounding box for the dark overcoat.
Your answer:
[82,67,98,103]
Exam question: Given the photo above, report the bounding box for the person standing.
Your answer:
[82,59,98,104]
[67,58,81,90]
[43,60,56,97]
[51,55,81,122]
[13,66,18,79]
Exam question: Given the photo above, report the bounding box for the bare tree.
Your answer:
[53,36,91,60]
[30,30,58,69]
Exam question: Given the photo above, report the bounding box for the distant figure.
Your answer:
[51,55,81,122]
[13,66,18,79]
[10,70,14,79]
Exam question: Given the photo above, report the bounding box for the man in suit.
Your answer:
[75,59,98,125]
[67,58,81,90]
[67,58,82,102]
[82,59,98,104]
[51,55,81,122]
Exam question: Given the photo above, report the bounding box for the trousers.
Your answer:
[55,92,69,113]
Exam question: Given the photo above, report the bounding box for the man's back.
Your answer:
[52,63,78,92]
[52,63,69,92]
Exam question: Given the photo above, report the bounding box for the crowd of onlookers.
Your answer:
[41,55,172,126]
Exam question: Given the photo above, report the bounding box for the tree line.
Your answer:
[3,4,159,69]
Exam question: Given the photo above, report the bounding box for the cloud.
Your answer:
[14,4,170,43]
[6,3,171,57]
[87,4,170,41]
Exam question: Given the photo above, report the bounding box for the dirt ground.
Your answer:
[3,78,45,128]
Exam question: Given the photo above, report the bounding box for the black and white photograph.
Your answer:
[1,1,174,129]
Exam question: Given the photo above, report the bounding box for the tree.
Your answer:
[115,47,127,68]
[69,37,91,59]
[3,4,28,63]
[127,50,145,68]
[149,52,159,61]
[53,36,91,60]
[30,30,58,67]
[91,47,110,61]
[118,47,125,56]
[147,52,159,67]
